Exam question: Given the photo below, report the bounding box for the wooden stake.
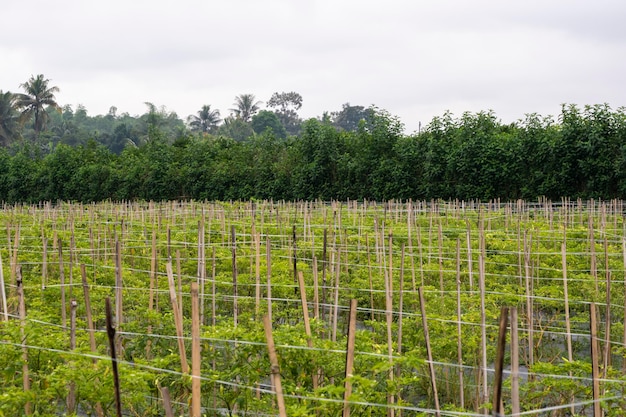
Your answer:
[263,315,287,417]
[114,239,123,356]
[160,386,175,417]
[297,271,318,389]
[81,264,104,417]
[17,267,31,415]
[58,237,67,328]
[590,302,601,417]
[105,297,122,417]
[191,282,201,417]
[492,307,509,417]
[231,225,238,327]
[0,253,7,322]
[67,299,78,415]
[343,299,358,417]
[167,262,189,373]
[455,239,464,409]
[418,287,440,417]
[510,307,520,416]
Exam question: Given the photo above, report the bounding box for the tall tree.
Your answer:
[331,103,373,132]
[15,74,61,139]
[267,91,303,135]
[0,90,20,146]
[187,105,221,134]
[230,94,262,122]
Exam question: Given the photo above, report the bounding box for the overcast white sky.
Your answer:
[2,0,625,133]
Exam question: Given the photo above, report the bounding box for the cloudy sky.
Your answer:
[1,0,624,133]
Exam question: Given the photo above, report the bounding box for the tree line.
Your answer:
[1,75,625,202]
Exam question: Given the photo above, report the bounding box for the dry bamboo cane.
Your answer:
[603,237,611,376]
[590,302,602,417]
[479,226,489,415]
[266,237,272,323]
[67,300,78,414]
[80,264,104,417]
[105,297,122,417]
[297,271,318,389]
[0,253,7,322]
[166,261,189,373]
[263,315,287,417]
[160,386,175,417]
[418,287,440,417]
[385,234,395,417]
[455,239,464,409]
[114,239,123,356]
[59,237,67,328]
[17,267,31,415]
[343,299,358,417]
[231,225,238,327]
[492,307,509,417]
[191,282,201,417]
[510,307,520,416]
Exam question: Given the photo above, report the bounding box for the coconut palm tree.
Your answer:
[0,90,20,146]
[15,74,61,139]
[187,105,221,134]
[230,94,262,122]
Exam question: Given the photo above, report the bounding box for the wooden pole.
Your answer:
[160,386,175,417]
[418,287,440,417]
[590,302,602,417]
[455,239,464,409]
[231,225,238,327]
[114,238,123,356]
[17,266,31,415]
[510,307,520,416]
[105,297,123,417]
[0,253,7,322]
[263,315,287,417]
[167,262,189,373]
[191,282,201,417]
[81,264,104,417]
[67,299,78,415]
[491,307,509,417]
[297,271,318,389]
[58,237,67,328]
[343,299,358,417]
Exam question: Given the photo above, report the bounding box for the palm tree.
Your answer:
[187,105,221,134]
[0,90,20,146]
[230,94,262,122]
[15,74,61,139]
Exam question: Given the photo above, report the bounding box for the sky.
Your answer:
[2,0,625,134]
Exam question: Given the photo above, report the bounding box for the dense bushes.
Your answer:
[3,104,626,203]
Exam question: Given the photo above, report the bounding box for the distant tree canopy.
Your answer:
[2,75,626,202]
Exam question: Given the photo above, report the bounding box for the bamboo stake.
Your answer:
[492,307,509,417]
[191,282,201,417]
[603,237,611,376]
[343,299,358,417]
[255,232,261,319]
[0,253,7,322]
[59,237,67,328]
[160,386,175,417]
[297,271,318,389]
[114,239,123,355]
[105,297,122,417]
[167,262,189,373]
[266,237,272,323]
[313,255,320,320]
[510,307,520,416]
[67,299,78,415]
[17,267,31,415]
[263,315,287,417]
[590,302,601,417]
[418,287,440,417]
[231,225,238,327]
[455,239,464,409]
[42,237,48,289]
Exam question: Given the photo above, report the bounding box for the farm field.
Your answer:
[0,199,625,417]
